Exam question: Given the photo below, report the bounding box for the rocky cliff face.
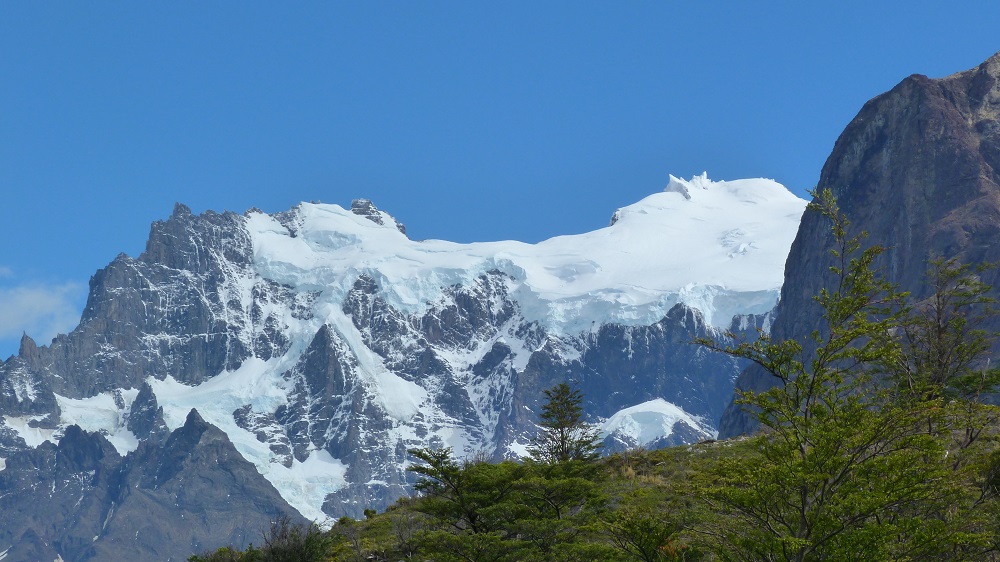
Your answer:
[720,51,1000,437]
[0,179,803,559]
[0,412,303,562]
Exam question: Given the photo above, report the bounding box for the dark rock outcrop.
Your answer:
[11,206,296,399]
[721,51,1000,437]
[0,413,304,562]
[126,381,170,443]
[92,409,304,561]
[351,198,407,235]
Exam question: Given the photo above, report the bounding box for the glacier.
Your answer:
[249,172,806,330]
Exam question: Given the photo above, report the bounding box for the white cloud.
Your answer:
[0,282,86,345]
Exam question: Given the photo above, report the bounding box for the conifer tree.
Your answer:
[528,382,601,464]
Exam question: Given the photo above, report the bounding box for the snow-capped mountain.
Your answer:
[0,174,805,560]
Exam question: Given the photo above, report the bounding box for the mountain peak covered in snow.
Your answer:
[250,174,806,330]
[0,174,806,558]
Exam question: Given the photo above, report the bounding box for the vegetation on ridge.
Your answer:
[191,191,1000,561]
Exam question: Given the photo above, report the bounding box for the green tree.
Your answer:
[406,447,532,561]
[405,440,612,560]
[187,516,331,562]
[605,483,701,562]
[891,258,1000,558]
[606,508,690,562]
[258,516,333,562]
[510,461,607,557]
[895,258,1000,467]
[896,258,1000,402]
[528,383,602,464]
[698,190,969,561]
[407,447,524,535]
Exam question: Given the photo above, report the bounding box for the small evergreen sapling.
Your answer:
[528,383,602,464]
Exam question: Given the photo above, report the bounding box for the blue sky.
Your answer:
[1,2,999,358]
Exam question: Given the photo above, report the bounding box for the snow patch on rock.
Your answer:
[4,415,56,448]
[54,390,141,455]
[147,357,347,523]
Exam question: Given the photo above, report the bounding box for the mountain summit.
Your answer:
[248,173,804,331]
[0,174,804,560]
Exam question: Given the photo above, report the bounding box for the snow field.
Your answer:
[247,173,806,332]
[599,398,717,445]
[55,390,141,455]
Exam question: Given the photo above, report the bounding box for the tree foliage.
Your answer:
[187,516,332,562]
[407,446,524,535]
[897,257,1000,402]
[698,189,1000,561]
[402,445,613,561]
[528,382,602,464]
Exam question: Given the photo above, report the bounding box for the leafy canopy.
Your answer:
[698,189,1000,561]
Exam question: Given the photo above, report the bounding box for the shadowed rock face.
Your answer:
[351,198,407,234]
[720,51,1000,438]
[0,412,303,562]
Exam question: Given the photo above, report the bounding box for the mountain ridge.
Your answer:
[0,175,805,559]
